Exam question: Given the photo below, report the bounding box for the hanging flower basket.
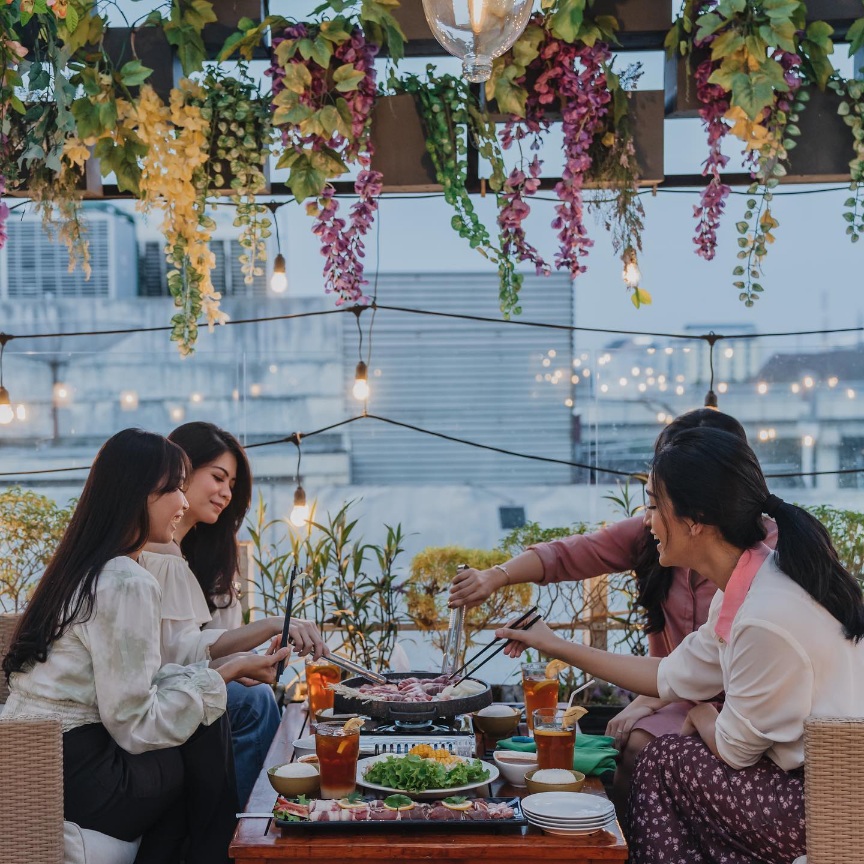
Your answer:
[592,0,673,34]
[663,47,710,119]
[786,84,853,181]
[202,0,262,57]
[805,0,864,25]
[392,0,438,54]
[102,26,175,103]
[370,93,441,192]
[626,90,665,184]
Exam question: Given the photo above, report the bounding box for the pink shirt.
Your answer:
[530,515,778,658]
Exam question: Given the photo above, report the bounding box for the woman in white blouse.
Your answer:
[140,421,328,806]
[497,427,864,864]
[1,429,291,864]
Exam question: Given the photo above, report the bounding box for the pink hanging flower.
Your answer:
[268,23,380,307]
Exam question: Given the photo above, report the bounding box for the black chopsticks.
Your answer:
[447,606,539,681]
[274,564,298,682]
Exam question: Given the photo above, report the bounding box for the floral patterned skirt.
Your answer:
[628,734,805,864]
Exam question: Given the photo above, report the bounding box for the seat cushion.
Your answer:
[63,822,140,864]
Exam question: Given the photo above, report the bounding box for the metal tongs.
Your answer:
[445,605,541,682]
[328,652,388,685]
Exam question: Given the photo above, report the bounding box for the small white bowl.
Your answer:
[292,735,317,758]
[493,750,539,787]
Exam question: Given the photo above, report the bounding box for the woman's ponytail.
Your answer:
[768,497,864,642]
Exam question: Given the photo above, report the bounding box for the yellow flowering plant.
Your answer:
[135,81,223,356]
[406,546,534,652]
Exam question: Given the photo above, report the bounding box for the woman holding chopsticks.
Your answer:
[496,427,864,864]
[450,408,773,819]
[141,421,329,806]
[2,429,291,863]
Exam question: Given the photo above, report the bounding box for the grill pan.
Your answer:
[332,671,492,722]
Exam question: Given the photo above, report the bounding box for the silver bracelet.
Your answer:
[493,563,511,583]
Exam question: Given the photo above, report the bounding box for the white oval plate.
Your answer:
[521,791,615,820]
[356,754,499,800]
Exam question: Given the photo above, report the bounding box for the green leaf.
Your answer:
[287,157,327,202]
[733,72,780,120]
[848,18,864,56]
[332,63,365,92]
[119,60,153,87]
[281,62,313,94]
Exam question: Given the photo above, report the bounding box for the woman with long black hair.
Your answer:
[449,408,771,817]
[496,427,864,863]
[140,421,328,805]
[1,429,290,864]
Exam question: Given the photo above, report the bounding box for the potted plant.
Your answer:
[405,546,534,655]
[0,486,73,613]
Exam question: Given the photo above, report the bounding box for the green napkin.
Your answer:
[496,734,619,776]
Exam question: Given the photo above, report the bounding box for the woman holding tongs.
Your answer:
[495,427,864,864]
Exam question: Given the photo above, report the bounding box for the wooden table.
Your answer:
[230,704,629,864]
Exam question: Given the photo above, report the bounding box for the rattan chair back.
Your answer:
[804,716,864,864]
[0,613,21,705]
[0,716,64,863]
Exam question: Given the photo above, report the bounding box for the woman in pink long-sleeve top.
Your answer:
[449,408,775,824]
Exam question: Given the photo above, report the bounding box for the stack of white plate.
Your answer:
[521,791,616,836]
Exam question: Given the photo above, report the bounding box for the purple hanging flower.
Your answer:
[269,23,380,306]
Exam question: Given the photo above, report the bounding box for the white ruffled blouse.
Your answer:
[138,550,242,665]
[2,557,226,754]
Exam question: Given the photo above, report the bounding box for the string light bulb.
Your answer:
[270,253,287,294]
[0,336,12,425]
[268,203,288,294]
[353,361,370,401]
[622,250,642,289]
[422,0,533,82]
[289,484,310,528]
[288,433,310,529]
[0,386,12,425]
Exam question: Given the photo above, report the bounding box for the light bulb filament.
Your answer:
[467,0,485,36]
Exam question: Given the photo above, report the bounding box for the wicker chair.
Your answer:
[0,716,65,863]
[0,615,139,864]
[0,613,21,705]
[797,716,864,864]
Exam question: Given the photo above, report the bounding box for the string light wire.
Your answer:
[2,411,862,480]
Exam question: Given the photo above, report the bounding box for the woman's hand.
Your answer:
[681,702,720,757]
[605,695,665,750]
[495,616,559,659]
[269,617,329,660]
[218,648,291,686]
[448,567,507,609]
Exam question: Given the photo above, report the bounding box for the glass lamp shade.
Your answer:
[421,0,534,82]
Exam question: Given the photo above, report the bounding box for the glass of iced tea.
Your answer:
[533,708,576,770]
[306,657,341,718]
[521,662,560,732]
[315,721,360,799]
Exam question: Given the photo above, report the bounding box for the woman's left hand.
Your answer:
[681,702,719,743]
[495,616,558,658]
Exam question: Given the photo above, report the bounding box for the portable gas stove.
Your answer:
[359,714,475,757]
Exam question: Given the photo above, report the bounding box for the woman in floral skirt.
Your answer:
[496,426,864,864]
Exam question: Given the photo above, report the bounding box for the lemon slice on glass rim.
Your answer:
[544,659,569,679]
[562,705,588,727]
[342,717,365,734]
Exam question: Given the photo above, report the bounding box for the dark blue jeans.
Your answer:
[226,680,281,806]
